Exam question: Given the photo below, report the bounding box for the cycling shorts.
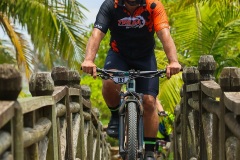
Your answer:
[104,49,159,98]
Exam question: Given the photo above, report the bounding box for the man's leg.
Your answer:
[143,95,158,160]
[102,79,121,107]
[143,95,158,137]
[102,79,121,138]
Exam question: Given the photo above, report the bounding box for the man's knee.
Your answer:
[102,80,120,93]
[102,80,121,107]
[143,95,156,113]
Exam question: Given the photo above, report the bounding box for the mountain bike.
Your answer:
[96,68,166,160]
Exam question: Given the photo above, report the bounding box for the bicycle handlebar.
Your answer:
[96,68,167,84]
[97,68,166,77]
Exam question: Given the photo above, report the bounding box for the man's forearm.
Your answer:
[85,37,99,62]
[157,28,178,63]
[85,28,105,62]
[163,38,178,63]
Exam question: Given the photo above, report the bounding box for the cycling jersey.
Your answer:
[94,0,170,59]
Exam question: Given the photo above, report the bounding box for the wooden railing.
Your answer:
[0,65,111,160]
[173,55,240,160]
[2,55,239,160]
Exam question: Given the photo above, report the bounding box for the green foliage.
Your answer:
[0,0,88,77]
[0,40,16,64]
[155,50,183,114]
[158,73,183,113]
[164,112,175,134]
[80,75,110,121]
[0,51,16,64]
[169,0,240,77]
[106,136,119,146]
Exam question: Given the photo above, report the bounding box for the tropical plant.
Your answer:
[155,50,183,113]
[0,0,88,78]
[168,0,240,77]
[0,40,16,64]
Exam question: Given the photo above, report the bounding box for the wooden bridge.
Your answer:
[0,65,111,160]
[0,55,240,160]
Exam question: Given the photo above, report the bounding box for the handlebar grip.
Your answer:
[96,68,101,72]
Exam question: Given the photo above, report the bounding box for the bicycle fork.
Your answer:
[118,92,144,158]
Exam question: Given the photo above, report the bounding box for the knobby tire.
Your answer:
[127,102,138,160]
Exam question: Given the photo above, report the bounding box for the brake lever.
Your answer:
[98,73,111,80]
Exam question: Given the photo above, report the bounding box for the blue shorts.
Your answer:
[104,49,159,97]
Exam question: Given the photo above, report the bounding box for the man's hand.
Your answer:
[166,61,182,79]
[81,60,97,79]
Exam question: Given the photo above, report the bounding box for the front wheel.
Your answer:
[126,102,138,160]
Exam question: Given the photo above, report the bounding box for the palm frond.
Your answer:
[0,14,32,78]
[155,50,183,113]
[0,0,88,74]
[189,2,240,77]
[158,72,183,113]
[171,7,197,54]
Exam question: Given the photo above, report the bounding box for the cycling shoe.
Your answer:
[106,116,119,138]
[144,151,156,160]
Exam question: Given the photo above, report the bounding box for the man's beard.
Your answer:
[125,0,139,6]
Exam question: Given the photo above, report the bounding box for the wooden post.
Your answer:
[29,72,54,96]
[0,64,23,160]
[219,67,240,160]
[93,108,101,160]
[51,66,69,86]
[76,89,85,159]
[0,64,22,100]
[12,101,23,160]
[52,66,69,160]
[219,67,240,92]
[198,55,217,160]
[52,66,75,160]
[29,72,57,160]
[68,70,81,89]
[80,85,91,160]
[182,66,200,160]
[198,55,216,81]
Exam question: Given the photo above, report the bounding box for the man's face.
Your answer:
[125,0,139,6]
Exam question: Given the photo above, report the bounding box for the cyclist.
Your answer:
[81,0,181,159]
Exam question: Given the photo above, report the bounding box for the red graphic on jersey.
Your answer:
[118,16,145,28]
[114,0,169,32]
[124,0,169,32]
[111,40,119,52]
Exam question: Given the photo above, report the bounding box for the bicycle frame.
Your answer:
[118,78,144,158]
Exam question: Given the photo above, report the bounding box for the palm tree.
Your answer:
[0,0,88,78]
[167,0,240,77]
